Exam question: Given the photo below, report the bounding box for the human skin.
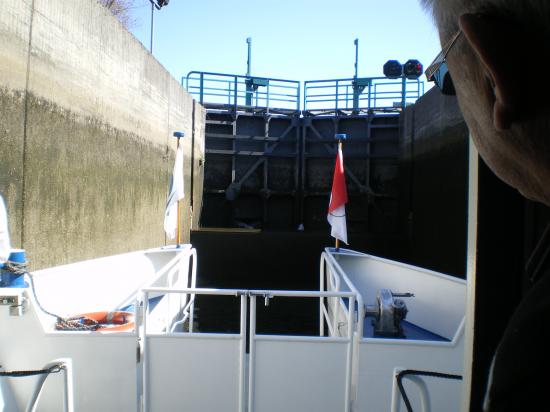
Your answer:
[441,12,550,206]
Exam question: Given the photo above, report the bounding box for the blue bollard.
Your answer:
[0,249,28,288]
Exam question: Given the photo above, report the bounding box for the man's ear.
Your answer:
[458,13,525,131]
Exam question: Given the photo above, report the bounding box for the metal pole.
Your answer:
[344,295,355,412]
[354,38,359,79]
[176,137,181,246]
[245,38,253,106]
[238,295,247,412]
[246,37,252,77]
[335,137,344,251]
[150,1,154,53]
[319,254,325,337]
[189,248,197,332]
[248,296,257,411]
[401,76,407,108]
[25,359,74,412]
[142,293,149,412]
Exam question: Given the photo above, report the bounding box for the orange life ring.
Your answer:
[72,311,135,332]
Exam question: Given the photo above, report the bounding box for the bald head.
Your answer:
[421,0,550,38]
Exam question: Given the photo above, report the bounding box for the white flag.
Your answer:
[164,144,184,239]
[0,195,11,263]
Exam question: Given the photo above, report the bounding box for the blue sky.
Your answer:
[129,0,440,86]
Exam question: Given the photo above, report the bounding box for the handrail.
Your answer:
[169,296,195,332]
[25,359,73,412]
[321,248,366,339]
[391,368,431,412]
[142,286,355,299]
[186,70,300,85]
[319,254,342,337]
[112,246,192,312]
[304,76,424,112]
[167,248,197,333]
[184,71,301,112]
[184,70,424,113]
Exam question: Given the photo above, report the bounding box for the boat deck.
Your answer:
[362,317,450,341]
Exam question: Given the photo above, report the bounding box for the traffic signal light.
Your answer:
[156,0,169,7]
[383,60,402,79]
[403,59,423,80]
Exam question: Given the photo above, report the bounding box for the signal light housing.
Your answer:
[403,59,423,80]
[383,60,402,79]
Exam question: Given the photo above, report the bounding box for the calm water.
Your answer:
[194,294,319,336]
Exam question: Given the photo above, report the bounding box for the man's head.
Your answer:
[422,0,550,205]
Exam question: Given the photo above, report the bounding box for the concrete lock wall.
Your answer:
[399,88,470,277]
[0,0,205,269]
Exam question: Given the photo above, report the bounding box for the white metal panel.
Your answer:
[336,253,466,340]
[252,339,348,412]
[0,305,137,412]
[31,246,190,316]
[461,138,478,411]
[355,336,464,412]
[147,335,241,412]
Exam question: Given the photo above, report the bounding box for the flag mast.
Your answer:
[173,131,184,247]
[335,133,345,251]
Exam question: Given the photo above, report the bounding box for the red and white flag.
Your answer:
[327,144,348,244]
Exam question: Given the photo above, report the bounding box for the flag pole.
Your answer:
[334,133,347,252]
[176,137,181,247]
[173,131,185,248]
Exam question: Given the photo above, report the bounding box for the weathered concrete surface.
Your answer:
[0,0,205,269]
[399,88,469,277]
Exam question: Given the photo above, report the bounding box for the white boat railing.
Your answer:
[25,358,73,412]
[391,368,431,412]
[111,246,195,314]
[136,287,357,412]
[320,249,366,338]
[165,247,197,333]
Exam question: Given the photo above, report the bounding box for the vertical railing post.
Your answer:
[303,82,307,112]
[296,82,301,112]
[401,75,406,108]
[335,81,339,112]
[367,82,372,111]
[319,254,325,337]
[248,296,257,412]
[63,358,74,412]
[141,292,149,412]
[189,249,197,333]
[234,76,238,111]
[238,294,247,412]
[266,82,270,112]
[25,359,74,412]
[344,295,356,412]
[199,73,204,105]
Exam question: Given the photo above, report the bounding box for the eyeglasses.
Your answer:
[425,29,463,95]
